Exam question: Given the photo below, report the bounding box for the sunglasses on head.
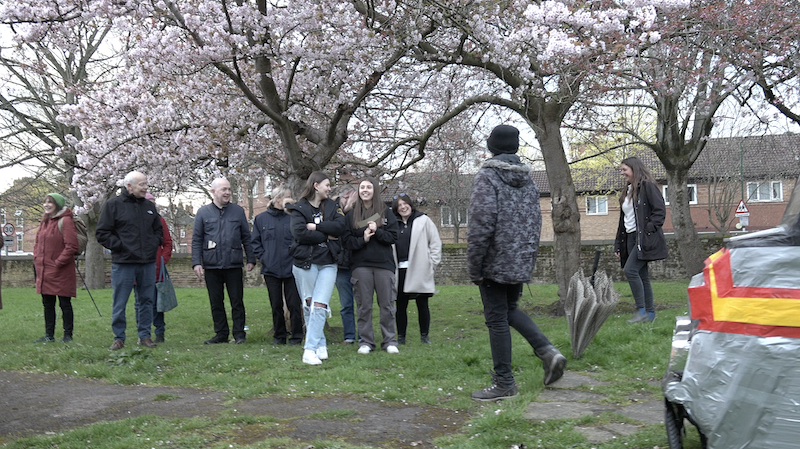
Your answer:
[393,193,408,200]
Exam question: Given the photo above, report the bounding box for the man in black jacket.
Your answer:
[192,178,256,345]
[96,171,163,350]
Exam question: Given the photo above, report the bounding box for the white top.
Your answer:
[622,186,636,233]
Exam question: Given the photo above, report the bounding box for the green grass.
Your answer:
[0,282,705,448]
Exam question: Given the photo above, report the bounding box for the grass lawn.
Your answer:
[0,281,705,448]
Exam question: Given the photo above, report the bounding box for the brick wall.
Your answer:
[1,236,726,289]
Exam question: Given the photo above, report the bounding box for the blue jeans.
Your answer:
[479,280,552,385]
[134,284,165,336]
[336,268,356,341]
[111,263,156,342]
[624,233,655,313]
[293,263,337,351]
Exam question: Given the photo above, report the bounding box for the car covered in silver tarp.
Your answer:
[663,178,800,449]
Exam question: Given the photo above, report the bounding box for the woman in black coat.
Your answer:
[614,156,668,323]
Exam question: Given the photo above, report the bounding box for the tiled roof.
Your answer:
[384,133,800,197]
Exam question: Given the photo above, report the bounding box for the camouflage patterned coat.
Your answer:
[467,154,542,285]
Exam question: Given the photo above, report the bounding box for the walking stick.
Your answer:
[75,258,102,317]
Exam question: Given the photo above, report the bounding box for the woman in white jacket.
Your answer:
[392,194,442,344]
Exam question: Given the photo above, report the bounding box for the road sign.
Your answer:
[2,223,14,236]
[735,200,750,218]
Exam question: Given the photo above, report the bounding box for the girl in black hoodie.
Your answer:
[342,177,399,354]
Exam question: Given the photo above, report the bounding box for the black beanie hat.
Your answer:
[487,125,519,155]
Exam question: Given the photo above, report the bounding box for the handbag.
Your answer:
[156,256,178,313]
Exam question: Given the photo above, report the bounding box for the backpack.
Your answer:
[58,215,89,255]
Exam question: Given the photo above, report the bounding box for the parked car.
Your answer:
[663,178,800,449]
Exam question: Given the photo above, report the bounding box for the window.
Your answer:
[662,185,697,205]
[264,176,271,197]
[585,196,608,215]
[16,233,23,251]
[0,208,5,224]
[180,229,186,239]
[440,206,468,227]
[747,181,782,202]
[252,181,259,197]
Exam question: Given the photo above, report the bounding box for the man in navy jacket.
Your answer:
[192,178,256,344]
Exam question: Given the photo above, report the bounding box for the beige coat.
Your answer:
[400,214,442,294]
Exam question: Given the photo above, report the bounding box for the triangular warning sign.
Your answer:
[735,200,749,214]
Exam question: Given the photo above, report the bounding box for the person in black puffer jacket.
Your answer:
[252,185,303,345]
[286,171,346,365]
[468,125,567,402]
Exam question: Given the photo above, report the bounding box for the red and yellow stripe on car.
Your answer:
[688,248,800,338]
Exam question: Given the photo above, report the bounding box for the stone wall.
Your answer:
[2,236,726,289]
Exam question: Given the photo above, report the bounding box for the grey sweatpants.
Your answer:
[352,267,397,350]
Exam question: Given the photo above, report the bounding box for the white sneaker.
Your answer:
[386,345,400,354]
[316,346,328,360]
[302,349,322,365]
[357,345,371,354]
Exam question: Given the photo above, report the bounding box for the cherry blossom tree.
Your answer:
[1,0,125,287]
[61,0,450,206]
[397,0,687,303]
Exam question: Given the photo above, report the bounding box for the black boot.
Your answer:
[397,335,405,345]
[535,345,567,386]
[420,333,431,344]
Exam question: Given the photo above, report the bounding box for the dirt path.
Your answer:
[0,370,467,448]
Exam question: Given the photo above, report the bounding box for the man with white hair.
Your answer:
[96,171,164,350]
[192,177,256,344]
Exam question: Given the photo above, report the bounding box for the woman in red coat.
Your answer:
[33,193,79,342]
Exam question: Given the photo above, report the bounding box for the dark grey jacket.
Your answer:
[467,154,542,284]
[191,202,256,269]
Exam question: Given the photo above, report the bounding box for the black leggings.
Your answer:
[42,295,74,337]
[396,268,431,336]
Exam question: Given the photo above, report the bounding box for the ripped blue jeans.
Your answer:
[292,263,337,351]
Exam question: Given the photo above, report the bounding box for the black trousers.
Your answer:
[264,275,303,344]
[205,268,246,340]
[42,295,73,337]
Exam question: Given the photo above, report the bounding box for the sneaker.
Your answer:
[302,349,322,365]
[316,346,328,360]
[109,340,125,350]
[234,338,246,344]
[343,339,355,344]
[204,335,227,345]
[471,376,518,402]
[386,345,399,354]
[61,335,73,343]
[627,312,649,324]
[357,345,371,354]
[535,346,567,386]
[272,338,287,345]
[138,337,157,348]
[154,334,165,343]
[34,336,55,343]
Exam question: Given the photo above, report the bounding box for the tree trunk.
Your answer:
[534,118,581,311]
[665,169,706,277]
[83,227,106,290]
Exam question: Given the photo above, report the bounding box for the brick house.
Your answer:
[388,133,800,243]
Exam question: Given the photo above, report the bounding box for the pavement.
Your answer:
[525,371,664,444]
[0,369,663,447]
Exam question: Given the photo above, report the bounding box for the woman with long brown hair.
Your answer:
[343,177,399,354]
[613,156,668,323]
